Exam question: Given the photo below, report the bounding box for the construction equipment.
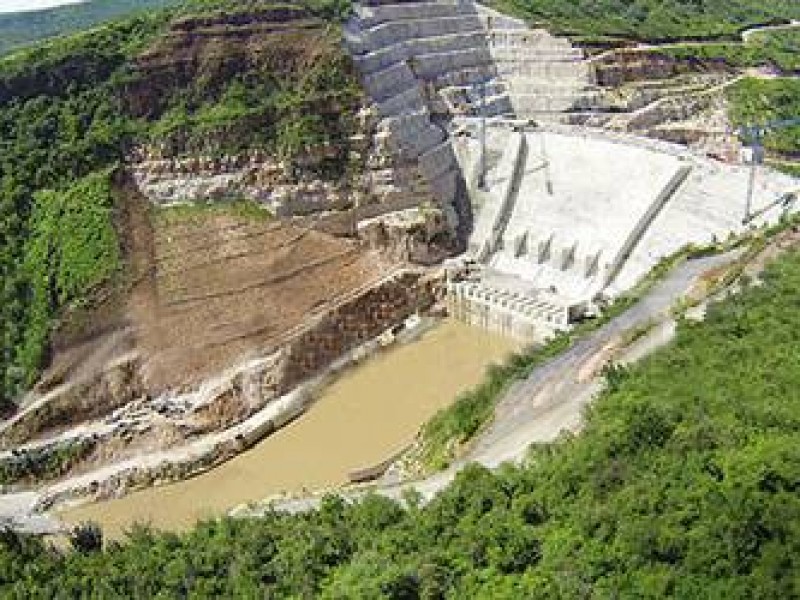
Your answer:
[738,116,800,223]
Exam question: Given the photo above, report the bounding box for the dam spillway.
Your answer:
[344,1,799,344]
[450,120,797,341]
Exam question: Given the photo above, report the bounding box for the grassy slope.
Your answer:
[489,0,800,42]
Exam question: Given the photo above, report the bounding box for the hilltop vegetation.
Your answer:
[0,0,180,57]
[2,244,799,597]
[5,0,799,55]
[663,28,800,74]
[490,0,800,42]
[726,77,800,158]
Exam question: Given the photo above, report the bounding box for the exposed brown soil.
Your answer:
[35,176,394,413]
[124,195,393,392]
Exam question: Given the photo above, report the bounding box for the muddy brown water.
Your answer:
[60,320,518,537]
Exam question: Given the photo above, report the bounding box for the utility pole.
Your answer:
[478,77,487,190]
[739,117,800,223]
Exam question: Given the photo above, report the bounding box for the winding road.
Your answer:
[250,251,740,515]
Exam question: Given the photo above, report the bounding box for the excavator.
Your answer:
[738,116,800,224]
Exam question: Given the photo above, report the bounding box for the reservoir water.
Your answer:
[61,320,517,536]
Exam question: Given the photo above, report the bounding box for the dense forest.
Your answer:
[1,245,798,597]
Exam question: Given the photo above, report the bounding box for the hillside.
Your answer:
[0,0,364,409]
[489,0,800,42]
[0,0,799,596]
[0,0,182,57]
[3,238,799,597]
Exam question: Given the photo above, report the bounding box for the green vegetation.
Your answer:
[489,0,800,42]
[154,199,275,225]
[3,244,800,597]
[14,170,123,386]
[0,0,181,57]
[663,28,800,73]
[0,1,362,407]
[726,77,800,157]
[0,439,96,486]
[0,17,157,406]
[419,244,704,470]
[147,41,362,168]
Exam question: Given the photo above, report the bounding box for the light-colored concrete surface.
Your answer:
[459,121,798,317]
[244,252,739,516]
[478,4,597,119]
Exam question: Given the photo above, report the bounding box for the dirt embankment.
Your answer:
[136,203,392,392]
[14,173,399,446]
[592,50,733,87]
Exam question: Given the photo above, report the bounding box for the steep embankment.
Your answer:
[0,1,454,492]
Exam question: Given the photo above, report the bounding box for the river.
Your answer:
[60,320,518,536]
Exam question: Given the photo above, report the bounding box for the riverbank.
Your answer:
[59,320,517,536]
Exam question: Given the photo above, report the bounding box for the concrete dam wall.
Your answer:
[345,1,798,343]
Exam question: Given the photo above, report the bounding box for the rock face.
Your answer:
[0,354,145,448]
[281,269,438,390]
[124,6,334,120]
[342,0,515,241]
[129,149,352,216]
[124,4,459,257]
[592,50,732,87]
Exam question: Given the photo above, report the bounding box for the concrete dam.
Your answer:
[346,0,799,342]
[3,1,799,535]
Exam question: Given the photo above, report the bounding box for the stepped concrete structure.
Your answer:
[345,1,799,342]
[344,0,514,227]
[478,5,599,121]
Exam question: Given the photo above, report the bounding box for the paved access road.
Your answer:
[0,252,740,529]
[266,251,740,514]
